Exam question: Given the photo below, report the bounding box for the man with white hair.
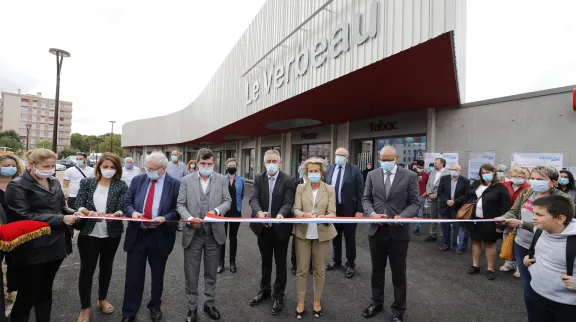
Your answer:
[121,157,142,187]
[121,152,181,322]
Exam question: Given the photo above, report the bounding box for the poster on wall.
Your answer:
[468,152,496,180]
[424,153,459,167]
[511,152,563,170]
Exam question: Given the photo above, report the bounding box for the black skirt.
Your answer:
[470,220,501,242]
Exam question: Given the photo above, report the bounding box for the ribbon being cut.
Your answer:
[77,212,503,224]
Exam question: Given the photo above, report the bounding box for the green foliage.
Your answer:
[0,130,24,151]
[34,139,52,149]
[69,132,128,157]
[59,146,79,159]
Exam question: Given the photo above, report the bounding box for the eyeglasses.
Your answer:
[145,166,163,172]
[335,154,348,157]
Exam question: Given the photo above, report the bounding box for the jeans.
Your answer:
[415,197,427,230]
[440,208,468,251]
[514,241,531,317]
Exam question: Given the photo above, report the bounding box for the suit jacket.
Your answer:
[74,177,128,238]
[292,182,338,242]
[467,181,511,219]
[177,171,231,247]
[426,168,450,195]
[437,175,470,216]
[123,173,181,257]
[324,163,364,216]
[362,167,420,240]
[249,171,295,241]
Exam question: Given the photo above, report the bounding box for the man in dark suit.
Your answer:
[325,147,364,278]
[437,164,470,254]
[362,161,374,182]
[361,146,420,322]
[248,150,295,315]
[121,152,181,322]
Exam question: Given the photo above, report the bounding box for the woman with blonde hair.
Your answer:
[186,159,197,174]
[293,157,337,319]
[6,148,78,321]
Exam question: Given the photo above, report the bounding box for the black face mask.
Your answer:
[227,167,237,175]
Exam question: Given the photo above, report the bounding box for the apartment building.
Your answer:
[0,90,72,151]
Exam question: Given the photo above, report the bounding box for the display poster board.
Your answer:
[424,153,459,167]
[468,152,496,180]
[511,152,563,170]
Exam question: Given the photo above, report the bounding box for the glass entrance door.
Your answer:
[293,143,331,174]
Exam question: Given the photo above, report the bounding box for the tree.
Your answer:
[34,139,52,149]
[70,133,86,151]
[59,146,79,159]
[0,130,24,151]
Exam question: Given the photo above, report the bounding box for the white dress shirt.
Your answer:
[383,165,398,185]
[305,190,319,239]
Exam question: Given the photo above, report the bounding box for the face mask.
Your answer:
[199,167,213,177]
[171,156,178,162]
[308,173,321,183]
[0,167,17,177]
[125,163,133,169]
[35,168,55,179]
[434,165,440,171]
[76,160,84,167]
[511,178,525,185]
[416,168,423,172]
[497,171,505,178]
[450,171,459,178]
[335,156,346,166]
[428,167,434,173]
[227,167,237,175]
[559,178,570,186]
[530,180,550,193]
[101,169,116,179]
[380,161,395,172]
[266,163,279,175]
[481,173,494,182]
[190,164,196,169]
[366,165,372,170]
[146,170,159,180]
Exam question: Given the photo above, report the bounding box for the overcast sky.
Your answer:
[0,0,575,135]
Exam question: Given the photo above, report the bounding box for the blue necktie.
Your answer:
[334,166,342,204]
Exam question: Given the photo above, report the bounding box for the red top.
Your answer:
[502,181,530,205]
[416,171,429,195]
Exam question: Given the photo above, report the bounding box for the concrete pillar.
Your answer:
[284,131,292,175]
[427,108,436,152]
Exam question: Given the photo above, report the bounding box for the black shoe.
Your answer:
[486,270,496,280]
[121,318,135,322]
[204,305,221,320]
[291,266,296,275]
[326,262,341,271]
[271,297,284,315]
[412,229,420,236]
[217,263,224,274]
[186,309,198,322]
[391,314,404,322]
[295,309,306,319]
[249,291,271,306]
[362,304,383,318]
[467,266,480,274]
[424,236,436,242]
[346,266,355,279]
[230,262,237,273]
[150,307,163,322]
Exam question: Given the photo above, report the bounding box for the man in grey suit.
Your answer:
[177,148,231,322]
[424,157,450,242]
[361,146,420,322]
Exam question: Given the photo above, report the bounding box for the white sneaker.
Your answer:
[513,269,520,278]
[499,262,516,272]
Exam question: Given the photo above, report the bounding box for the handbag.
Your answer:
[499,230,516,261]
[456,185,488,220]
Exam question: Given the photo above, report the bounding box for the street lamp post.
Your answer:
[25,123,32,151]
[49,48,70,153]
[109,121,116,152]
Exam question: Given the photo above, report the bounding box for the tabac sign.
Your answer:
[245,0,379,106]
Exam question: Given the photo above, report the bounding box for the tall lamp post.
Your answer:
[109,121,116,152]
[25,123,32,151]
[49,48,70,153]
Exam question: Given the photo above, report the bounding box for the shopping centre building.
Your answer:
[122,0,576,179]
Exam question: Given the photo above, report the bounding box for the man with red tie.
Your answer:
[121,152,181,322]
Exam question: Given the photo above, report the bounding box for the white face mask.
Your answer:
[35,168,55,179]
[511,178,525,185]
[101,169,117,179]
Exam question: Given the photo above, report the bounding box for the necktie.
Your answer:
[334,166,342,204]
[268,176,275,226]
[143,180,156,227]
[384,171,391,199]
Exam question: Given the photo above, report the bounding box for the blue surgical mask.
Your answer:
[76,160,84,167]
[530,180,550,193]
[126,163,133,169]
[266,163,279,175]
[0,167,17,177]
[335,156,346,166]
[307,173,321,183]
[427,167,434,173]
[450,171,459,178]
[497,171,505,178]
[199,167,213,177]
[482,173,494,182]
[559,178,570,186]
[171,156,178,162]
[380,161,395,172]
[146,170,159,180]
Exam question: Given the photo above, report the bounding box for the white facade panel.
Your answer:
[123,0,466,147]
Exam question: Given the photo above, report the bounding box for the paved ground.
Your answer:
[35,185,525,321]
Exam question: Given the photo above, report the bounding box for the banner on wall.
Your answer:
[424,153,459,167]
[468,152,496,180]
[511,152,563,170]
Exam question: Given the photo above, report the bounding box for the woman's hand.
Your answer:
[505,218,522,228]
[63,214,78,225]
[302,212,317,218]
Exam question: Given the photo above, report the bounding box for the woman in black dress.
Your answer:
[467,164,511,280]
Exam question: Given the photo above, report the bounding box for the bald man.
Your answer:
[437,164,470,253]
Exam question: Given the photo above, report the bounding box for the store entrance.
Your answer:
[352,135,426,170]
[293,143,331,175]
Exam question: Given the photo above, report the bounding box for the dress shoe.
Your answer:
[424,236,436,242]
[149,307,163,321]
[217,263,224,274]
[249,291,271,306]
[326,262,341,271]
[346,266,355,279]
[455,250,465,255]
[186,309,198,322]
[291,266,296,275]
[362,304,383,318]
[271,297,284,315]
[467,266,480,274]
[230,262,237,273]
[204,304,221,320]
[121,318,135,322]
[440,246,450,252]
[391,314,404,322]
